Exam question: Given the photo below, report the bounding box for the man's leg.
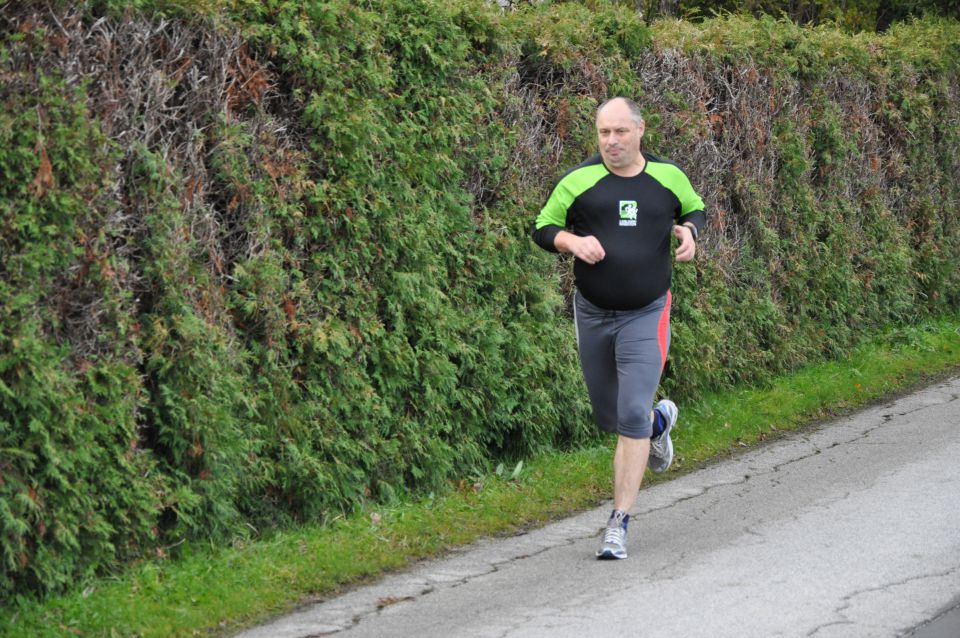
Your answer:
[614,291,671,490]
[596,293,670,558]
[613,434,650,513]
[597,437,649,559]
[575,293,634,559]
[578,292,669,559]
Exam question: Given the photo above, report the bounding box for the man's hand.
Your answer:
[673,224,696,262]
[555,231,606,265]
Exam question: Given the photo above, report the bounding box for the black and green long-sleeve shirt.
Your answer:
[532,152,706,311]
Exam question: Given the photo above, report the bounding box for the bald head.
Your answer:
[597,97,645,127]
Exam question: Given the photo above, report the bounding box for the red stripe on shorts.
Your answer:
[657,290,672,373]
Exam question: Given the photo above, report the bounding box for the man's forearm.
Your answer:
[555,230,605,265]
[553,230,579,254]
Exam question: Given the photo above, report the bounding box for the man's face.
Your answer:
[596,101,644,170]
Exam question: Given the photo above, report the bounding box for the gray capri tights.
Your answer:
[573,289,672,439]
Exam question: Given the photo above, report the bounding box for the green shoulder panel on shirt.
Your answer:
[535,163,609,230]
[645,160,705,216]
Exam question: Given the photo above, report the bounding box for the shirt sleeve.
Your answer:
[673,171,707,235]
[531,180,573,253]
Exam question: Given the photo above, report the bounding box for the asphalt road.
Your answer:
[237,375,960,638]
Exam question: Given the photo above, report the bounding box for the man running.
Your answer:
[531,97,706,559]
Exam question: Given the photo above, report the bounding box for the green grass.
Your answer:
[3,314,959,637]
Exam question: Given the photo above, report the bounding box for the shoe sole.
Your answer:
[596,549,627,559]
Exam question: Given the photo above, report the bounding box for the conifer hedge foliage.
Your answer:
[1,0,958,599]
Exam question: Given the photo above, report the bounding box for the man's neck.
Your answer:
[608,153,646,178]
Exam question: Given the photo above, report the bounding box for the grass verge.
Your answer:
[3,314,959,637]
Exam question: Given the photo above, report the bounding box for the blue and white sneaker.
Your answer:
[649,399,678,473]
[596,509,629,559]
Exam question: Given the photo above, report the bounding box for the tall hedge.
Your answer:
[1,1,958,599]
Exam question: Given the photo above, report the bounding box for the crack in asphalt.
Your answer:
[743,525,766,539]
[639,412,890,522]
[494,612,536,638]
[339,528,600,634]
[636,476,751,518]
[806,565,960,637]
[747,384,957,481]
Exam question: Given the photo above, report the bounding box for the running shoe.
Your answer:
[596,510,628,559]
[648,399,678,473]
